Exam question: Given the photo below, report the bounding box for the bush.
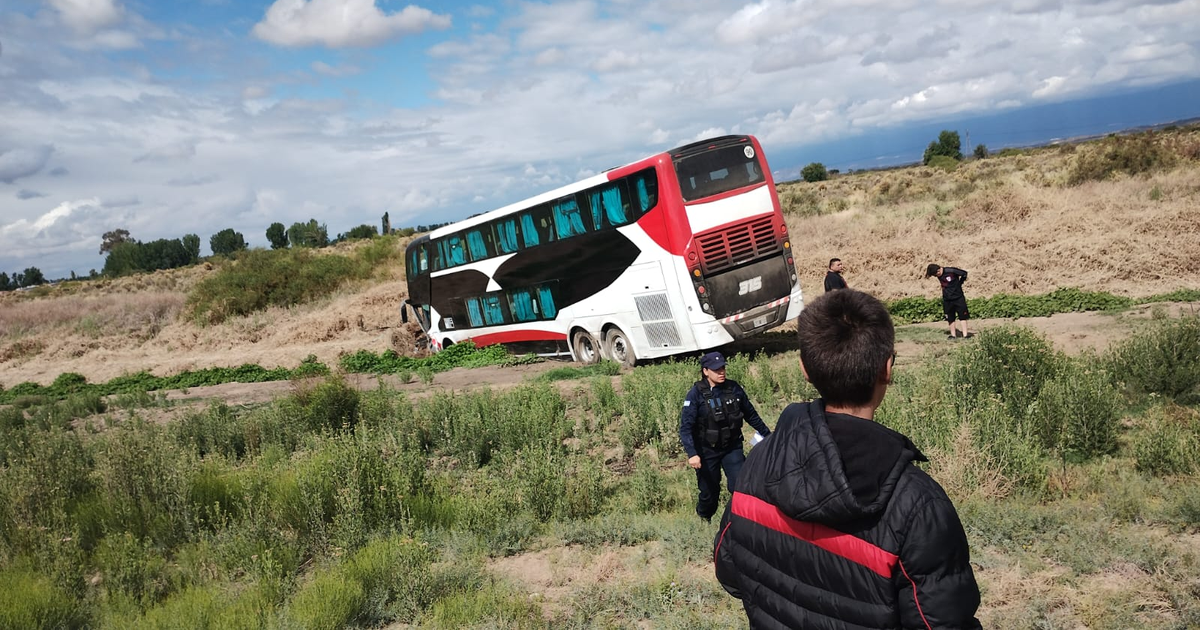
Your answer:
[1107,316,1200,404]
[186,248,358,324]
[1032,362,1121,460]
[927,155,959,172]
[800,162,828,182]
[286,567,365,630]
[0,568,82,630]
[948,326,1063,420]
[300,377,361,433]
[1132,406,1200,476]
[1067,133,1176,185]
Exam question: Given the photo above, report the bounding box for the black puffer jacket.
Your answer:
[714,400,981,629]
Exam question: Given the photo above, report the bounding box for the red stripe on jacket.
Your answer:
[730,491,899,578]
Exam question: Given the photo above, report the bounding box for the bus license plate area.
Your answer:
[705,257,791,319]
[752,315,769,328]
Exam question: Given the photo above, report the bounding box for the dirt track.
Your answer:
[147,302,1197,410]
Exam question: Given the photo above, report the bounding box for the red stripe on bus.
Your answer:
[470,330,569,346]
[730,492,898,578]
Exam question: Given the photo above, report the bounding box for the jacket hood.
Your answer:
[756,400,924,525]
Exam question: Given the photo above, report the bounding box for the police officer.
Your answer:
[680,351,772,523]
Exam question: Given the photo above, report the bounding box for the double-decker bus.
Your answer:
[402,135,802,366]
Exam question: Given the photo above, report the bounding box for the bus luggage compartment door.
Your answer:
[704,256,791,320]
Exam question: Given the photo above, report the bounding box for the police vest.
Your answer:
[696,381,745,449]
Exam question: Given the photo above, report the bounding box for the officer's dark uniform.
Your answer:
[680,352,772,521]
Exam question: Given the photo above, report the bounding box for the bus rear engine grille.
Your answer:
[696,216,779,274]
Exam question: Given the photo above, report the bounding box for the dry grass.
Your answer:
[785,126,1200,300]
[3,129,1199,387]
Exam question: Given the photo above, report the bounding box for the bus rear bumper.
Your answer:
[717,295,793,339]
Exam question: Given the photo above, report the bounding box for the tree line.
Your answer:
[798,130,990,183]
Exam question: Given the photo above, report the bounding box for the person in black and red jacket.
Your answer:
[714,289,981,629]
[926,264,971,339]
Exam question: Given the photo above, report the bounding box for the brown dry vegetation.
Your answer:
[3,127,1200,388]
[782,127,1200,299]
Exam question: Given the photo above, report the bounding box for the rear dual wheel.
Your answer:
[604,328,637,368]
[572,330,601,364]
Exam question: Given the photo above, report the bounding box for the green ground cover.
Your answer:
[1,317,1198,628]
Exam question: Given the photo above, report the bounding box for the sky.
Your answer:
[1,0,1199,280]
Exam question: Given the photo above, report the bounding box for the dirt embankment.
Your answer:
[2,139,1199,390]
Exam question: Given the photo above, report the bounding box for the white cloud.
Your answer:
[591,51,640,73]
[252,0,452,48]
[49,0,123,33]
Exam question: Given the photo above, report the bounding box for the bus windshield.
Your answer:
[674,145,765,202]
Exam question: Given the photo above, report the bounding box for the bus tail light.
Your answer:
[787,257,794,266]
[698,285,706,295]
[780,224,787,234]
[688,251,698,262]
[692,268,701,278]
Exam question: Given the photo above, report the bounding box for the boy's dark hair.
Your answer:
[796,289,895,406]
[828,258,841,269]
[925,263,941,278]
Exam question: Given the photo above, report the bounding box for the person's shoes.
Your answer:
[963,332,975,338]
[947,334,958,340]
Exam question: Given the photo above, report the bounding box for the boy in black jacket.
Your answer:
[714,289,981,629]
[926,264,970,339]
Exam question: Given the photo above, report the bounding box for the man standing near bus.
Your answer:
[824,258,848,292]
[680,352,772,523]
[714,289,981,628]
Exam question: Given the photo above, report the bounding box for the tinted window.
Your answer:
[465,228,493,261]
[674,145,764,202]
[552,195,588,239]
[494,218,520,254]
[629,168,659,216]
[519,205,554,248]
[584,180,632,228]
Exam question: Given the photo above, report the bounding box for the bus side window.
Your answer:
[630,169,658,217]
[508,289,538,322]
[418,244,428,272]
[552,195,588,239]
[494,218,520,254]
[441,235,466,267]
[588,180,631,228]
[481,293,507,325]
[407,248,417,279]
[520,205,553,248]
[537,285,557,319]
[466,298,484,327]
[465,228,493,261]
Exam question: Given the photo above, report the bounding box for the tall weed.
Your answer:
[1107,316,1200,404]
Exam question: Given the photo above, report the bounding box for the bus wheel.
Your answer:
[605,328,637,368]
[572,330,601,364]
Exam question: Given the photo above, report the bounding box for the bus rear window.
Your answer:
[674,145,764,202]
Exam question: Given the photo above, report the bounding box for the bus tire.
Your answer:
[572,329,601,364]
[604,328,637,368]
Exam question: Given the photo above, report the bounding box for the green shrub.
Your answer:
[0,568,82,630]
[1107,316,1200,404]
[927,155,959,172]
[537,360,620,382]
[424,580,542,629]
[561,456,608,521]
[172,402,246,459]
[1132,406,1200,476]
[299,377,361,433]
[51,372,88,392]
[286,567,366,630]
[91,422,195,545]
[345,535,437,624]
[630,455,675,514]
[948,326,1063,420]
[1067,133,1176,185]
[122,582,274,630]
[187,248,359,324]
[1032,361,1122,460]
[93,532,170,604]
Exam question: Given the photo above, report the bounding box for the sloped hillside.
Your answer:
[2,128,1198,386]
